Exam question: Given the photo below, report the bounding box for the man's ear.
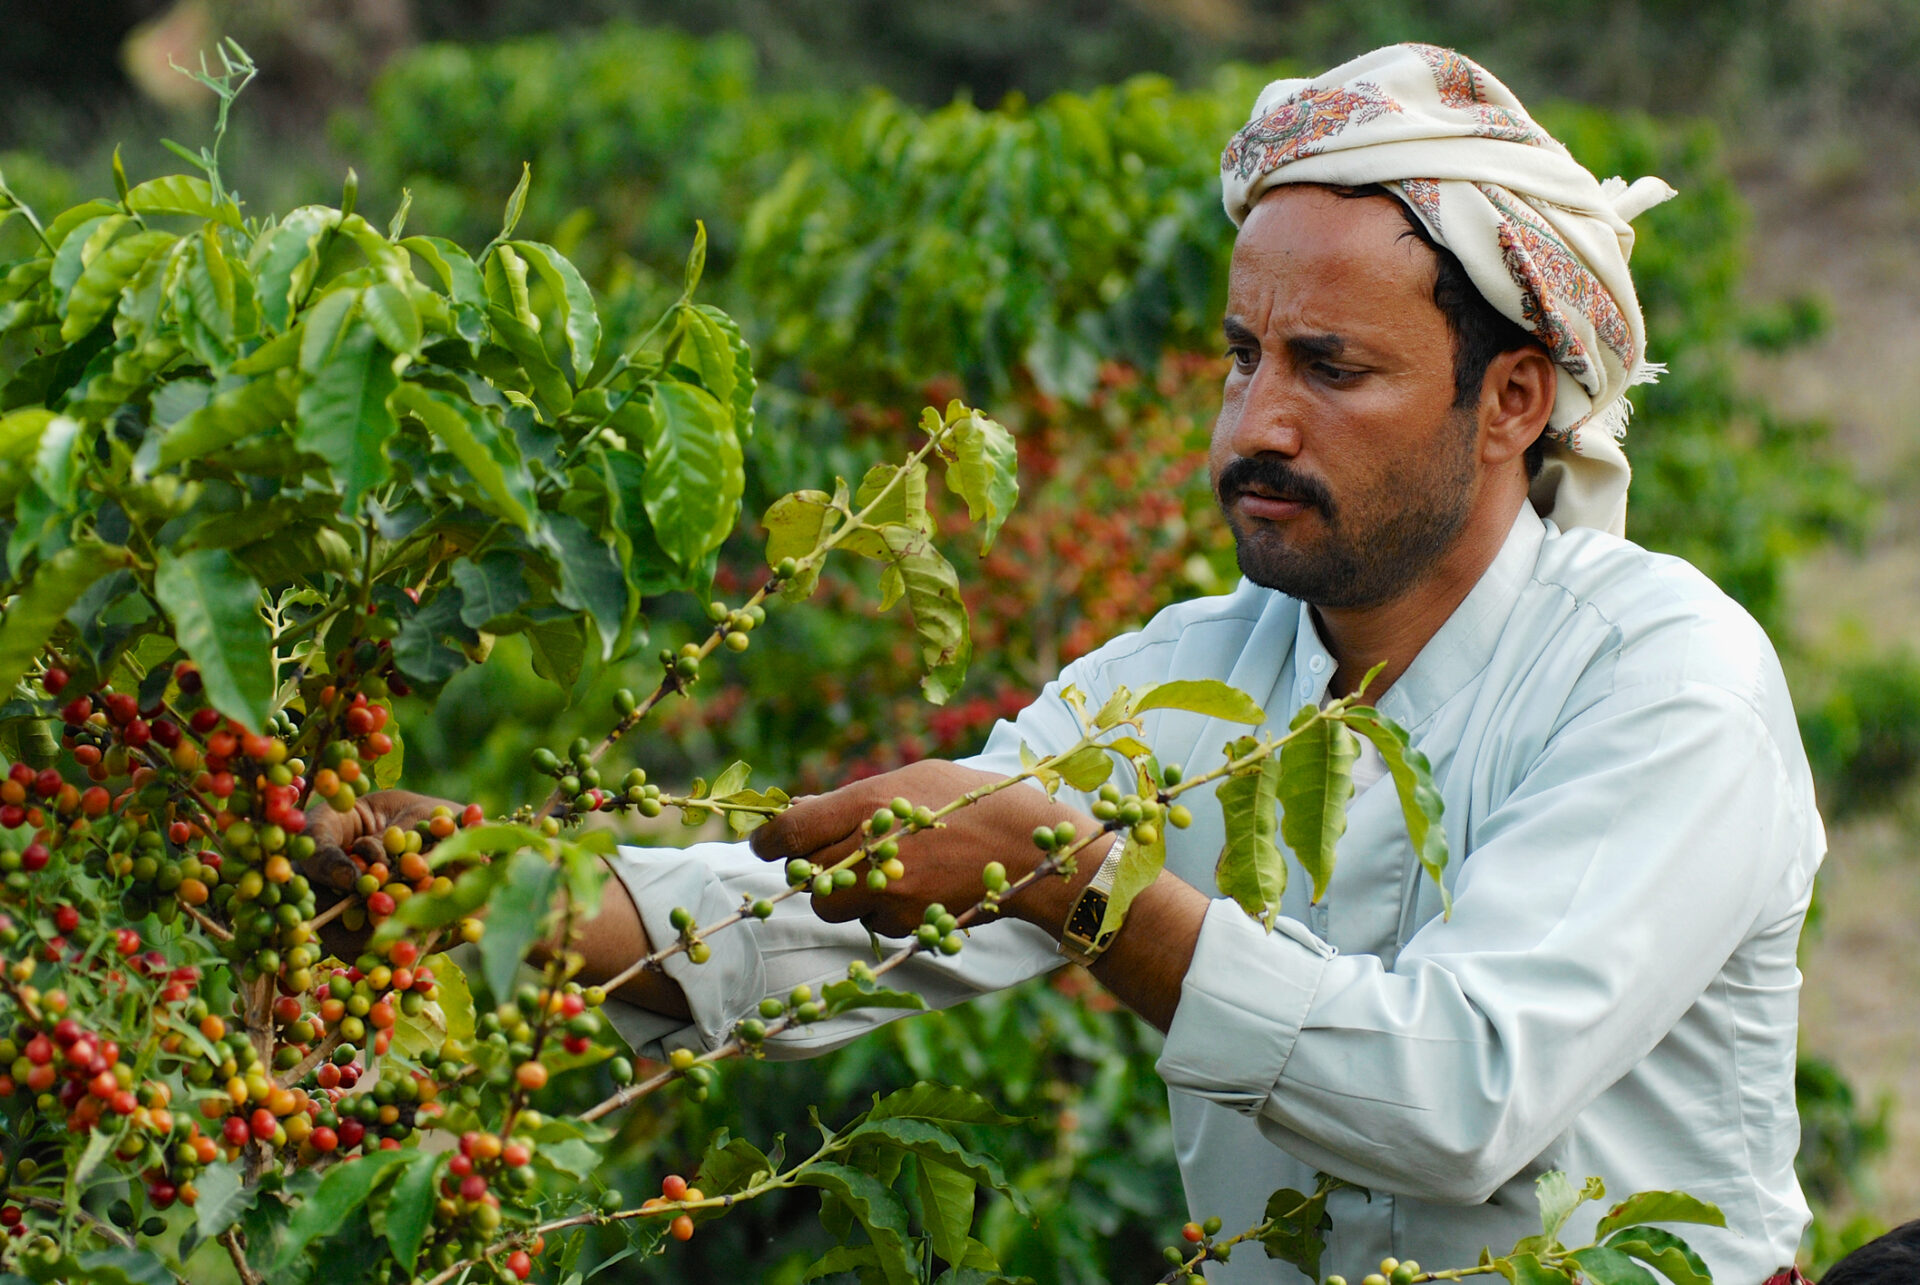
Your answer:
[1478,345,1556,468]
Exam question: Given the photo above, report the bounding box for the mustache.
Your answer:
[1216,457,1335,517]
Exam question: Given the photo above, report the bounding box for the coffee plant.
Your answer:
[0,45,1727,1285]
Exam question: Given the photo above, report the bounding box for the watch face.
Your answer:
[1065,892,1109,943]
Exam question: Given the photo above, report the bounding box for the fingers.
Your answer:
[750,788,866,863]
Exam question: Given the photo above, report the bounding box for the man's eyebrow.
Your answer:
[1287,333,1347,360]
[1220,318,1351,360]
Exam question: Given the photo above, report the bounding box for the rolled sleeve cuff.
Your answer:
[599,843,766,1060]
[1156,900,1332,1114]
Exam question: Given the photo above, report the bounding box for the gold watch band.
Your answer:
[1057,836,1128,966]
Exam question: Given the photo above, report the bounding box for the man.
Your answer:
[322,45,1823,1282]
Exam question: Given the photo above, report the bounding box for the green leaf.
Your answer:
[852,462,933,539]
[688,303,754,437]
[1051,744,1113,792]
[696,1132,772,1199]
[916,1158,977,1267]
[271,1149,409,1274]
[1593,1191,1727,1239]
[682,220,706,299]
[298,286,357,375]
[382,1149,442,1275]
[803,1246,879,1283]
[0,541,129,698]
[360,282,421,356]
[1214,738,1287,924]
[479,850,560,1000]
[69,1248,175,1285]
[1537,1172,1608,1245]
[709,759,752,799]
[763,489,834,600]
[1131,679,1267,725]
[388,383,535,531]
[191,1162,256,1243]
[793,1162,916,1285]
[392,586,474,687]
[1602,1226,1713,1285]
[1343,707,1450,915]
[1097,827,1165,940]
[822,975,928,1017]
[151,371,297,469]
[868,1082,1022,1127]
[152,548,273,731]
[60,229,173,343]
[541,512,628,660]
[1257,1186,1334,1281]
[401,236,486,310]
[942,405,1019,553]
[496,163,531,246]
[69,1123,117,1192]
[1277,710,1359,905]
[851,1118,1027,1215]
[1495,1253,1575,1285]
[1565,1246,1660,1285]
[510,241,600,375]
[295,321,399,514]
[253,207,336,332]
[450,552,531,629]
[641,380,742,570]
[185,225,237,342]
[124,174,239,224]
[49,214,127,305]
[487,303,574,415]
[879,528,970,704]
[527,616,585,688]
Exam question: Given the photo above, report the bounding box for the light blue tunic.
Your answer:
[607,503,1822,1282]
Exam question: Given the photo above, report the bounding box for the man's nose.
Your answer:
[1227,364,1305,460]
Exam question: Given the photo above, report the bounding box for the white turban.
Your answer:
[1220,43,1675,536]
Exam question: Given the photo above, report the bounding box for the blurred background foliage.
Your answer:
[8,1,1920,1278]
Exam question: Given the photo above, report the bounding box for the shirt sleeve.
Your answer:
[599,838,1067,1060]
[1154,680,1820,1203]
[596,664,1109,1060]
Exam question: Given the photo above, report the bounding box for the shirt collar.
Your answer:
[1290,502,1548,727]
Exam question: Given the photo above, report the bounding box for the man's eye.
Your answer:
[1226,347,1258,371]
[1315,363,1362,383]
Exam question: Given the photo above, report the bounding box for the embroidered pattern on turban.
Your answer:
[1220,43,1676,536]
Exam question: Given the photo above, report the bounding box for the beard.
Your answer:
[1215,410,1479,608]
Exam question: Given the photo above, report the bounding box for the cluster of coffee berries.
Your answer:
[530,729,667,824]
[704,598,766,654]
[666,905,714,965]
[1028,820,1080,853]
[914,903,965,956]
[410,1128,553,1276]
[1089,781,1179,846]
[1158,1215,1223,1284]
[421,980,610,1104]
[859,797,935,891]
[2,1012,154,1133]
[639,1171,706,1241]
[1327,1257,1421,1285]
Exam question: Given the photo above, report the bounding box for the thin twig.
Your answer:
[221,1228,265,1285]
[19,1195,134,1250]
[181,902,233,943]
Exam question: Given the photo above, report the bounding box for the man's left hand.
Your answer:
[748,760,1105,938]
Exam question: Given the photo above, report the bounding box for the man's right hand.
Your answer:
[302,789,690,1020]
[302,788,457,961]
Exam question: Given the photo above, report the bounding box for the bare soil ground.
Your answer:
[1737,126,1920,1231]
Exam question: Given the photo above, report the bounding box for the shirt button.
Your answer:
[1308,655,1329,674]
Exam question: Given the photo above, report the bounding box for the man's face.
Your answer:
[1211,185,1483,609]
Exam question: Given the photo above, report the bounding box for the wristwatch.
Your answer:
[1057,836,1128,967]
